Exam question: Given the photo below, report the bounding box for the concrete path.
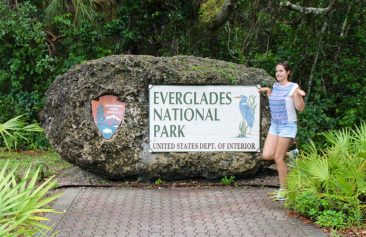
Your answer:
[44,187,328,237]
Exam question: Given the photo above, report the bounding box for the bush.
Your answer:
[0,161,62,236]
[0,2,57,122]
[286,123,366,228]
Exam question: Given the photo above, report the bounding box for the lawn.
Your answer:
[0,150,72,179]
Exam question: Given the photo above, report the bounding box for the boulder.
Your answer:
[41,55,273,180]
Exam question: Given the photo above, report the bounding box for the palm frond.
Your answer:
[74,0,96,24]
[308,157,329,186]
[45,0,69,22]
[0,161,63,236]
[352,123,366,155]
[0,115,44,150]
[323,128,352,159]
[286,123,366,228]
[301,140,318,157]
[45,0,97,26]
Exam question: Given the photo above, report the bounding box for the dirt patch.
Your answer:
[55,165,280,188]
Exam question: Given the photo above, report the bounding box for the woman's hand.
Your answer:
[258,87,272,96]
[295,88,306,97]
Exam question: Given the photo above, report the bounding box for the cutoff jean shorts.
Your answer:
[269,121,297,139]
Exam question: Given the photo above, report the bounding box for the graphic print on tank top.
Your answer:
[269,82,295,125]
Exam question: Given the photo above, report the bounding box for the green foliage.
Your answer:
[286,123,366,228]
[0,2,58,150]
[221,175,235,186]
[199,0,225,24]
[296,98,336,149]
[0,115,44,150]
[0,0,365,153]
[154,178,162,185]
[251,52,280,75]
[49,0,199,62]
[45,0,97,26]
[316,210,348,228]
[0,2,56,120]
[51,13,113,69]
[0,161,62,236]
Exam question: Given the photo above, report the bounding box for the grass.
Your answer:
[0,149,72,179]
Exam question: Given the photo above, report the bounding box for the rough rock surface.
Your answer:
[41,55,273,180]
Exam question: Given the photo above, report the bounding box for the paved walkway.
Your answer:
[44,186,328,237]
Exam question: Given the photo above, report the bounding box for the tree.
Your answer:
[96,104,105,125]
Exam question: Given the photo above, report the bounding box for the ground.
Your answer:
[55,165,366,237]
[56,164,280,188]
[1,150,365,236]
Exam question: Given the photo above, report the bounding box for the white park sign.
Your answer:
[149,85,260,152]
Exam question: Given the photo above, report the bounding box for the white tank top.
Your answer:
[269,82,299,124]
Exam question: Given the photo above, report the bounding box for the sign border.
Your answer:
[148,84,262,153]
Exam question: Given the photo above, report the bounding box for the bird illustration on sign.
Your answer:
[234,94,257,137]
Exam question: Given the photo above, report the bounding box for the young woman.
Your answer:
[258,61,305,200]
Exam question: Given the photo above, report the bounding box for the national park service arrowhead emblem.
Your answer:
[91,95,125,139]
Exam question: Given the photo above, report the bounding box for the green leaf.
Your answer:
[0,162,63,236]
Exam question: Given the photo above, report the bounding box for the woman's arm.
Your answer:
[293,88,305,112]
[258,87,272,97]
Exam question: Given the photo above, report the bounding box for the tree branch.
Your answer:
[206,0,238,31]
[280,0,336,15]
[340,4,351,38]
[306,21,328,103]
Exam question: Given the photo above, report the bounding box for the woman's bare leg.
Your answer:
[274,137,292,188]
[262,133,278,160]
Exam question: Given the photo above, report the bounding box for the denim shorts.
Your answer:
[269,122,297,139]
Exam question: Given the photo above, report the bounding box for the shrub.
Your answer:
[0,161,62,236]
[0,2,57,122]
[286,123,366,228]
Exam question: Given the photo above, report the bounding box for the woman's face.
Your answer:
[275,64,290,83]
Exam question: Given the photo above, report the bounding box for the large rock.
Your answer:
[41,55,273,180]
